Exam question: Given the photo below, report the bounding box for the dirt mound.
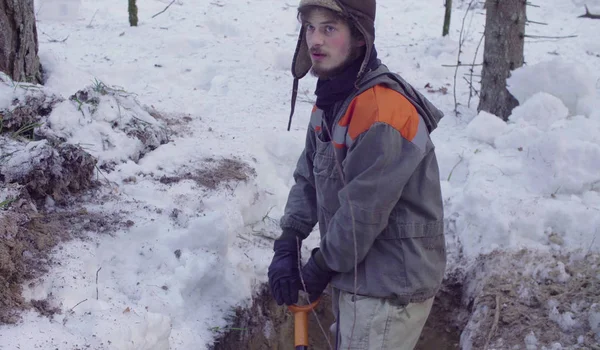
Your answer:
[0,185,125,324]
[461,249,600,349]
[1,137,98,205]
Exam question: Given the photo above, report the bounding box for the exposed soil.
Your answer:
[462,249,600,349]
[159,157,256,190]
[0,186,125,325]
[144,105,196,138]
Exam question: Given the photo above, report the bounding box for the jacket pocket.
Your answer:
[313,137,343,212]
[373,221,446,291]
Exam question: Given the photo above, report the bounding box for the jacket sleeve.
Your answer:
[279,125,319,239]
[318,122,427,273]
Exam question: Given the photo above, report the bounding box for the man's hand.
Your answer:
[268,238,302,305]
[300,248,336,303]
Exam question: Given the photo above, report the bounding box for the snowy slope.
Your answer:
[1,0,600,349]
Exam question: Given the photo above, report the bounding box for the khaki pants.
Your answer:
[330,288,434,350]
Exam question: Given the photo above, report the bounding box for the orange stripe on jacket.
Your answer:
[339,85,420,142]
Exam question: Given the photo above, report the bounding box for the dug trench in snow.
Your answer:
[212,249,600,349]
[211,281,465,350]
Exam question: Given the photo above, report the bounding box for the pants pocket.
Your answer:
[337,291,382,350]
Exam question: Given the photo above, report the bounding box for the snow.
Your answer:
[507,58,597,115]
[1,0,600,349]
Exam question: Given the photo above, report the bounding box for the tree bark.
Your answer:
[443,0,453,36]
[478,0,526,121]
[129,0,138,26]
[0,0,42,84]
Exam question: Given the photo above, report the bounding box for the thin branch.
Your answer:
[453,0,478,115]
[87,9,99,27]
[524,34,577,39]
[526,19,548,25]
[96,267,102,300]
[579,5,600,19]
[526,2,540,8]
[152,0,176,18]
[444,63,483,67]
[468,31,485,108]
[464,77,480,97]
[69,299,88,312]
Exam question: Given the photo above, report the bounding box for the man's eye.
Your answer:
[305,24,315,31]
[325,26,336,33]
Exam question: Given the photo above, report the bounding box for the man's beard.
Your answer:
[310,46,362,80]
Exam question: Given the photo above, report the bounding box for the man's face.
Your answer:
[303,9,363,79]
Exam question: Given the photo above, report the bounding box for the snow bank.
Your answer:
[447,61,600,259]
[507,58,597,116]
[40,83,169,166]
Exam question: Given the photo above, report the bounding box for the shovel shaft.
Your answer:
[288,299,320,349]
[294,311,309,347]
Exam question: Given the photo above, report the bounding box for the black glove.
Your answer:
[267,234,302,305]
[300,248,336,303]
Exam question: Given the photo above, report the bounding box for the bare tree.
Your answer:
[129,0,138,26]
[0,0,42,84]
[478,0,526,121]
[443,0,453,36]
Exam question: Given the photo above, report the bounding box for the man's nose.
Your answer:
[307,31,325,47]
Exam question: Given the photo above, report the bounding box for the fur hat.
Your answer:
[287,0,376,130]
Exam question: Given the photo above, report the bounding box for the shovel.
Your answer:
[288,299,320,350]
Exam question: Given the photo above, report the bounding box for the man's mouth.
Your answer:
[311,52,327,61]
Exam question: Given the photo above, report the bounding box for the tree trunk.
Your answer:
[478,0,526,121]
[443,0,452,36]
[129,0,138,26]
[0,0,42,84]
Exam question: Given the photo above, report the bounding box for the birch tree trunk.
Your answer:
[0,0,42,84]
[478,0,526,121]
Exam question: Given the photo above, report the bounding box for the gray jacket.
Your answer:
[280,63,446,303]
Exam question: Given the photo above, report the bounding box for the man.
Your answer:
[268,0,447,349]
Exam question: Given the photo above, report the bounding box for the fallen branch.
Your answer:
[579,5,600,19]
[96,267,102,300]
[152,0,176,18]
[483,295,501,350]
[69,299,88,312]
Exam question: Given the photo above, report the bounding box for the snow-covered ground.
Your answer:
[1,0,600,349]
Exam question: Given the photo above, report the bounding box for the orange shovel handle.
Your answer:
[288,299,320,347]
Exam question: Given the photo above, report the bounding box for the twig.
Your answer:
[524,34,577,39]
[579,5,600,19]
[447,155,464,181]
[152,0,176,18]
[453,0,478,115]
[69,299,88,312]
[444,63,483,67]
[463,77,480,97]
[483,295,501,350]
[96,267,102,300]
[87,10,99,27]
[526,2,540,7]
[42,31,69,43]
[526,19,547,25]
[468,31,485,108]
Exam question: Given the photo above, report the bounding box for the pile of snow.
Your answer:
[444,59,600,259]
